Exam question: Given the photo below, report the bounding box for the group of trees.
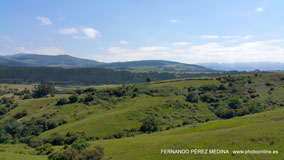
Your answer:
[48,138,104,160]
[0,66,184,85]
[32,84,55,98]
[140,117,160,133]
[0,66,249,85]
[56,95,78,106]
[184,74,273,119]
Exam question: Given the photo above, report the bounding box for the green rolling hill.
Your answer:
[0,73,283,159]
[96,60,212,72]
[4,53,104,67]
[0,53,213,72]
[0,57,28,66]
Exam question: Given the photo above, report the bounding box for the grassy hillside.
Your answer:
[97,60,212,72]
[0,57,28,66]
[4,53,103,67]
[90,107,284,160]
[0,107,283,160]
[0,73,283,159]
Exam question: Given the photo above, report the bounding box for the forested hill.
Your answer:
[0,57,28,66]
[0,53,213,72]
[0,66,225,85]
[3,53,104,67]
[96,60,211,72]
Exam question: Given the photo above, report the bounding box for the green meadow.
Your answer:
[0,73,283,160]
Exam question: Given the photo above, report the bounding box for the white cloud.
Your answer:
[175,40,284,63]
[200,35,219,39]
[0,35,14,42]
[36,17,52,25]
[58,26,99,39]
[137,46,170,52]
[172,42,190,46]
[57,28,78,34]
[221,36,239,39]
[256,8,263,12]
[16,47,66,55]
[170,19,178,23]
[200,35,253,42]
[95,39,284,63]
[81,27,99,39]
[120,40,128,45]
[107,47,131,54]
[242,35,253,40]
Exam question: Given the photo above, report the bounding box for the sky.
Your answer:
[0,0,283,64]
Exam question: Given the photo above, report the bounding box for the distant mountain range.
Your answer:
[1,53,104,67]
[199,62,284,71]
[0,53,211,72]
[0,53,283,71]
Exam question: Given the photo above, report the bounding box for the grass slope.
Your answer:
[90,107,284,160]
[2,107,282,160]
[0,73,284,159]
[0,144,47,160]
[4,53,103,67]
[97,60,212,72]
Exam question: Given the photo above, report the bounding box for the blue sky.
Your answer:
[0,0,283,63]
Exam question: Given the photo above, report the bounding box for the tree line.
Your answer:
[0,66,245,85]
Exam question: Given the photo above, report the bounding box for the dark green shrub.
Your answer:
[4,119,23,137]
[186,92,198,103]
[236,107,250,116]
[48,147,78,160]
[28,137,43,148]
[228,97,242,109]
[216,108,235,119]
[50,133,65,145]
[146,76,152,83]
[48,146,104,160]
[56,98,68,106]
[200,93,217,103]
[0,108,7,115]
[14,109,28,119]
[140,117,160,133]
[36,143,54,155]
[83,88,95,93]
[199,84,218,91]
[76,146,104,160]
[218,84,227,90]
[64,132,87,145]
[84,95,93,103]
[71,138,90,151]
[32,84,55,98]
[69,95,78,103]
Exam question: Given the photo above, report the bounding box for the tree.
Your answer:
[56,98,68,106]
[186,92,198,103]
[84,95,93,103]
[146,76,152,83]
[32,84,55,98]
[4,119,23,137]
[228,97,242,109]
[77,146,104,160]
[48,146,104,160]
[140,117,160,133]
[218,84,227,90]
[69,95,78,103]
[48,147,78,160]
[216,108,235,119]
[71,138,90,151]
[14,109,28,119]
